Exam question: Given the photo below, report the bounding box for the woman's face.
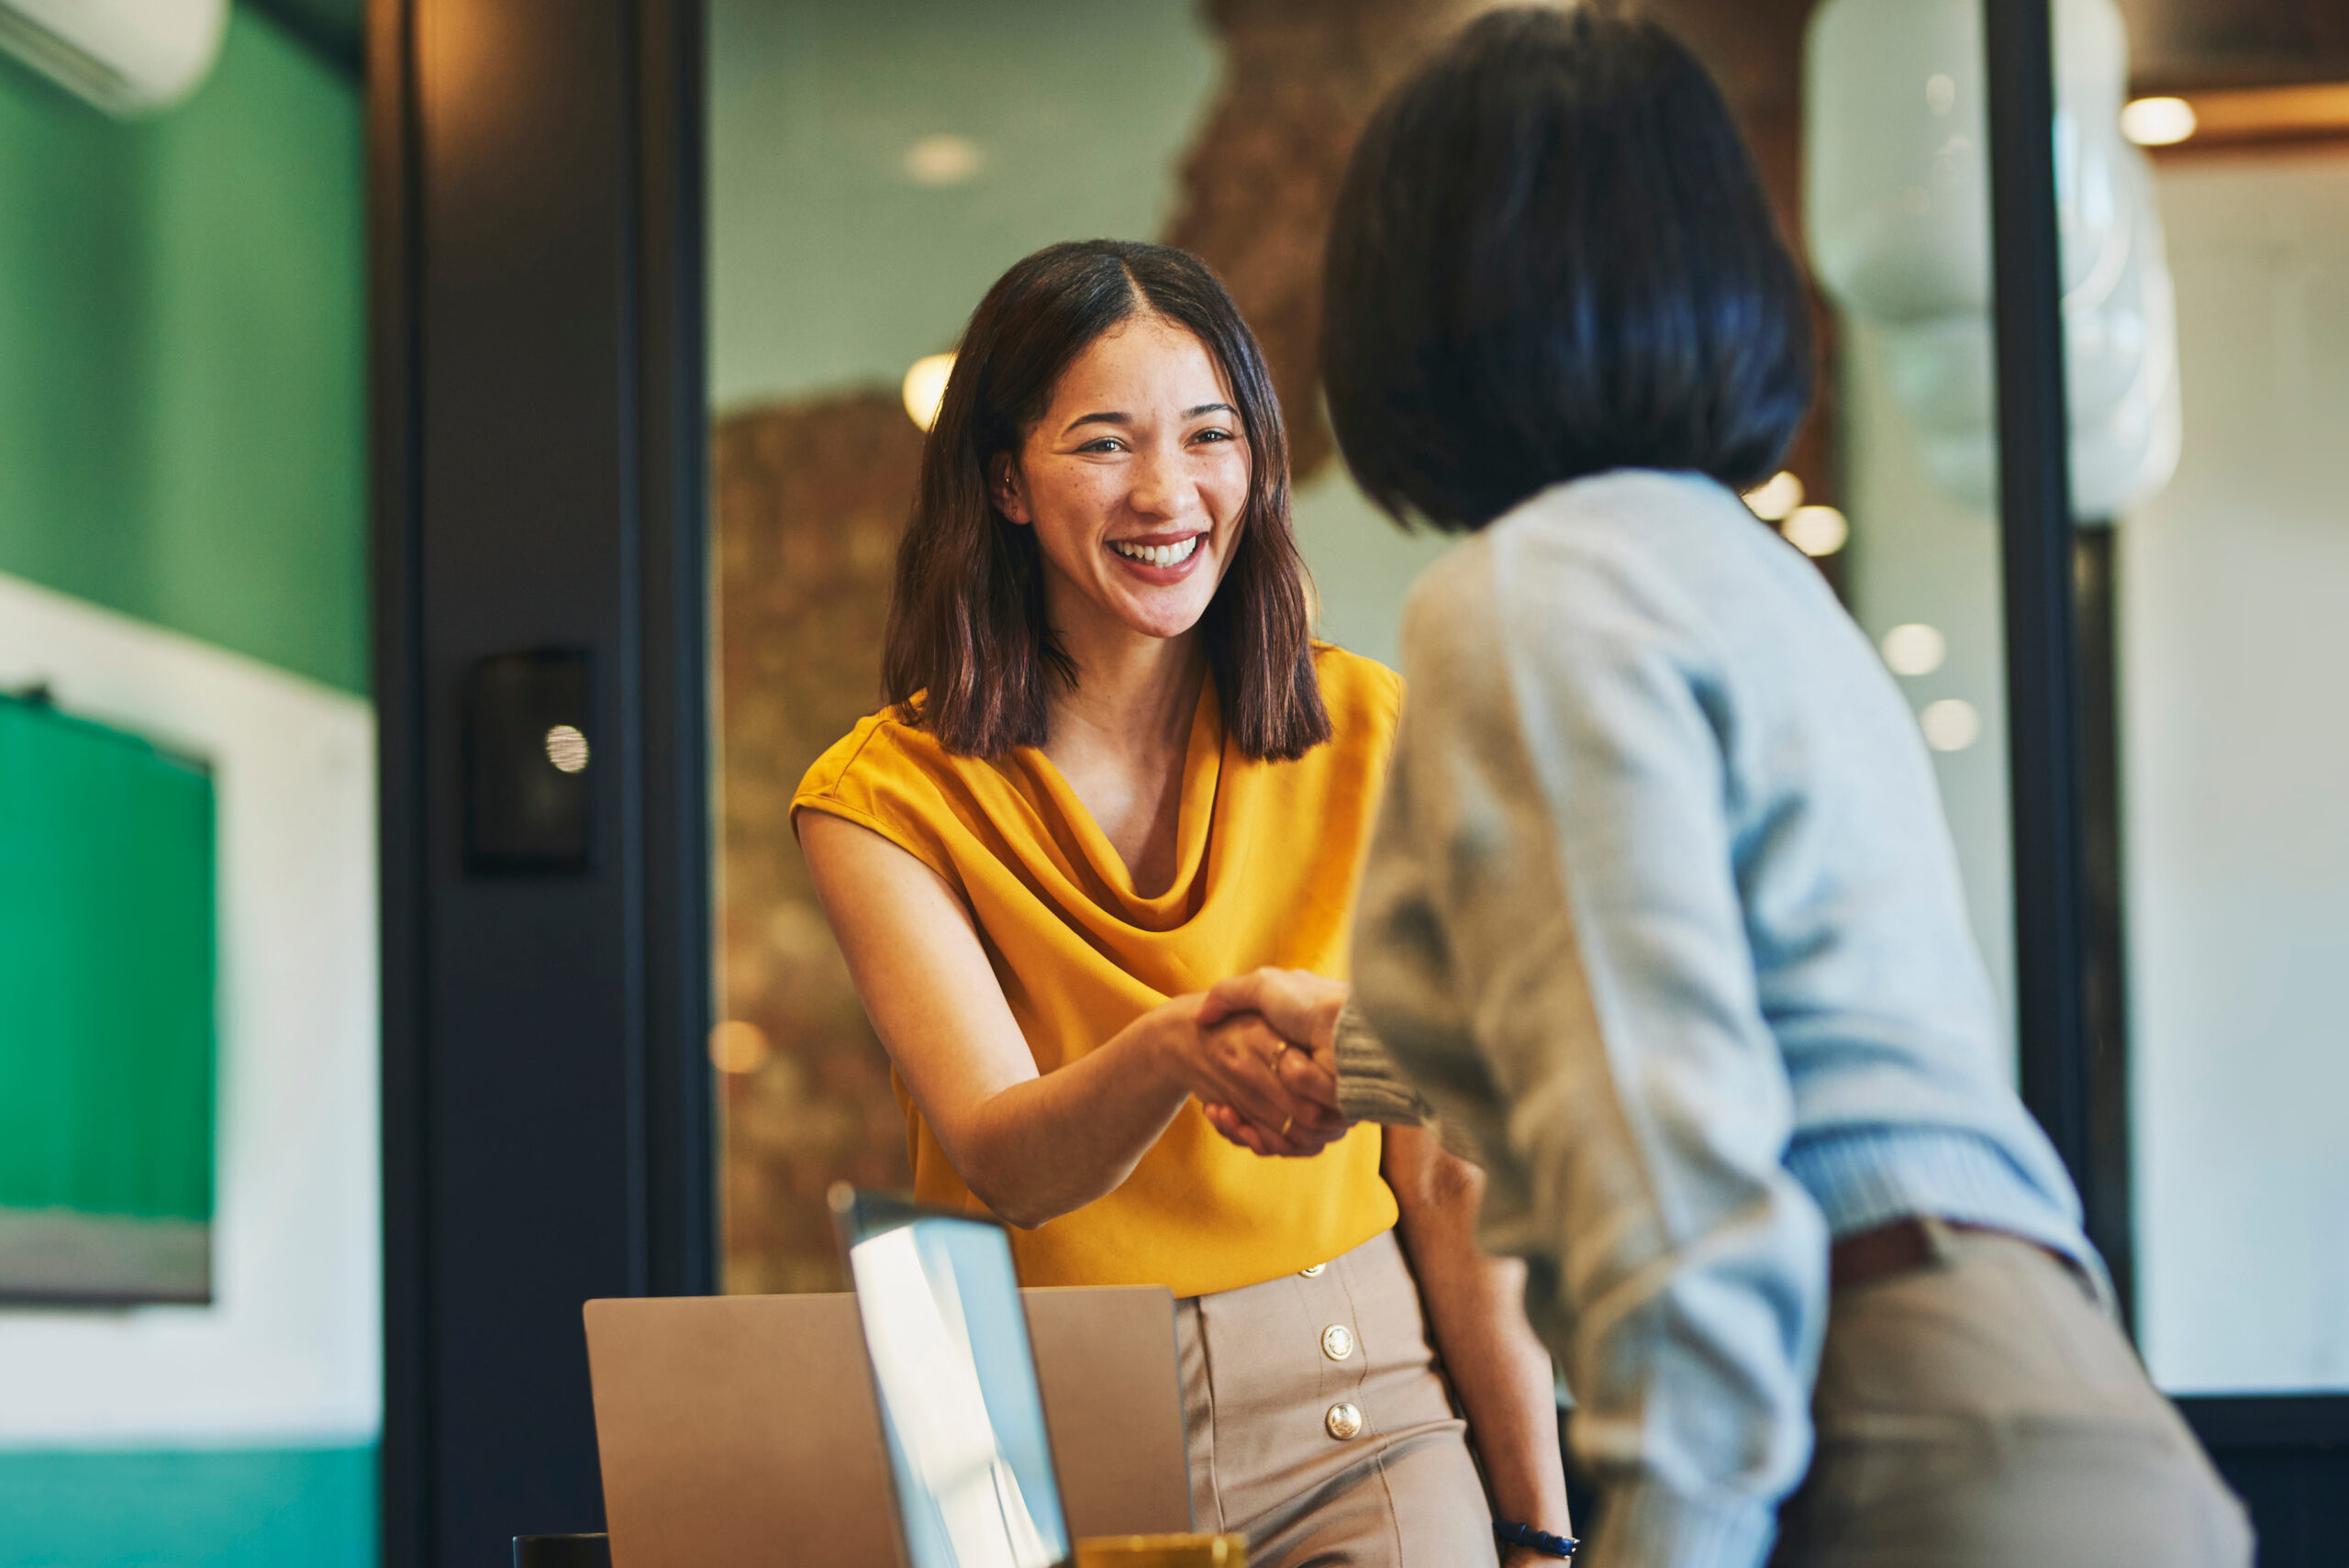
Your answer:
[995,316,1250,646]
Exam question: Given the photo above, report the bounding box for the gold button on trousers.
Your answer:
[1174,1230,1496,1568]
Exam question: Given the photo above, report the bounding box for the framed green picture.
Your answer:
[0,690,216,1305]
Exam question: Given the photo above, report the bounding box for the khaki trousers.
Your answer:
[1773,1221,2253,1568]
[1176,1229,1497,1568]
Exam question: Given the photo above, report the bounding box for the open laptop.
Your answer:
[834,1187,1073,1568]
[584,1200,1191,1567]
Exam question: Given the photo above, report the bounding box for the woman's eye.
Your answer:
[1193,428,1235,444]
[1079,438,1126,453]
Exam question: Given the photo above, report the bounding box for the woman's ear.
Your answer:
[992,454,1031,527]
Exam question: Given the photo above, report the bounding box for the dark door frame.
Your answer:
[1984,1,2347,1557]
[370,0,711,1561]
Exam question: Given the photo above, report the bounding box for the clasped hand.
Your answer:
[1176,968,1352,1159]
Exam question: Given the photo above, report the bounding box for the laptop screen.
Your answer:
[832,1188,1074,1568]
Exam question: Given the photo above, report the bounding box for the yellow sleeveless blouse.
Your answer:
[791,644,1401,1297]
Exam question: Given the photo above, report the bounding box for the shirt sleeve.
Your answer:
[789,718,963,892]
[1353,530,1827,1568]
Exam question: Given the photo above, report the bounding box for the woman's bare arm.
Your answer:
[800,810,1336,1228]
[1386,1125,1574,1560]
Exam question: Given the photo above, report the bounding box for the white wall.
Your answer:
[0,573,381,1446]
[2123,150,2349,1393]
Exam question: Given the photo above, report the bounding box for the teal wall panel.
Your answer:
[0,695,215,1225]
[0,1446,376,1568]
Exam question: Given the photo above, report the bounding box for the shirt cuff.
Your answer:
[1333,1003,1434,1127]
[1580,1479,1776,1568]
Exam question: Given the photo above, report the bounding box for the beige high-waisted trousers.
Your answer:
[1773,1220,2253,1567]
[1175,1229,1498,1568]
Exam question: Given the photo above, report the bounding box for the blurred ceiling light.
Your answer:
[1920,697,1982,751]
[1784,504,1851,558]
[1880,622,1948,676]
[709,1020,773,1075]
[2121,95,2198,147]
[903,353,955,432]
[903,133,985,186]
[1744,470,1805,521]
[543,724,590,773]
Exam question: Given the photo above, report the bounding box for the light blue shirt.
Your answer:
[1351,470,2097,1568]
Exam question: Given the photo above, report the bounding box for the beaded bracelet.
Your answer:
[1494,1518,1579,1558]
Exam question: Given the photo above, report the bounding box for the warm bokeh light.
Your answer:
[902,133,985,186]
[1744,470,1805,521]
[1880,622,1948,676]
[1783,504,1850,558]
[2121,96,2198,147]
[1920,698,1982,752]
[709,1019,773,1075]
[903,352,955,432]
[543,724,589,773]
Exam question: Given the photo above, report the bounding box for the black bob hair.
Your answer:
[1322,6,1814,531]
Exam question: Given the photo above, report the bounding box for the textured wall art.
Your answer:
[714,392,926,1294]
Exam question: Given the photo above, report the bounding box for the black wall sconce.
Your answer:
[464,649,594,874]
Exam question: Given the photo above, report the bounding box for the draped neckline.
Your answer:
[998,674,1226,929]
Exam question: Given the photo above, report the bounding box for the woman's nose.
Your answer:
[1126,446,1186,519]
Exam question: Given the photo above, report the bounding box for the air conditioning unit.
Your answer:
[0,0,228,116]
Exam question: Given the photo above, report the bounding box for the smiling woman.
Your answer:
[785,239,1572,1567]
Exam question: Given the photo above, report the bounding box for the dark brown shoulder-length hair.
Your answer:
[883,239,1331,761]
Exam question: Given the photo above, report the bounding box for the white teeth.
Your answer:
[1112,536,1201,567]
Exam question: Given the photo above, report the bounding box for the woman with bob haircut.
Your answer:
[791,238,1574,1566]
[1202,9,2251,1567]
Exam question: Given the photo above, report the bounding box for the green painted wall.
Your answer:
[708,0,1218,411]
[0,11,366,697]
[0,1446,375,1568]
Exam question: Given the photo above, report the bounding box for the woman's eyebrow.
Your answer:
[1058,401,1235,437]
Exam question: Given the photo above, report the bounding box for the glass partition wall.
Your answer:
[702,0,2348,1530]
[2106,121,2349,1395]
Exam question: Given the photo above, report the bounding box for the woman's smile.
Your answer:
[1107,531,1208,577]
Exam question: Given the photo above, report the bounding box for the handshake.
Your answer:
[1180,967,1355,1160]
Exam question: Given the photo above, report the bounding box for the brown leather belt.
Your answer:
[1828,1217,2059,1291]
